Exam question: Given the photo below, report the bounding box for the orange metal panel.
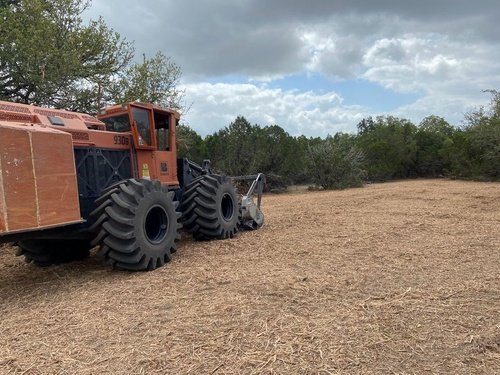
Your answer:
[0,126,38,231]
[152,151,179,185]
[31,130,81,226]
[0,99,105,131]
[0,122,82,235]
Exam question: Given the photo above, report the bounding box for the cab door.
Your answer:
[129,104,156,180]
[151,109,178,186]
[129,104,178,185]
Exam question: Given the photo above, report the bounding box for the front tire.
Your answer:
[90,179,181,271]
[181,174,240,240]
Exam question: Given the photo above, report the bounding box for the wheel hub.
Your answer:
[144,205,169,244]
[221,193,234,221]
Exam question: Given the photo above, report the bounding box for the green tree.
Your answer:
[356,116,417,180]
[292,135,314,183]
[110,52,185,111]
[356,116,375,135]
[205,116,260,176]
[176,124,207,162]
[415,115,456,176]
[0,0,19,7]
[452,91,500,180]
[0,0,133,112]
[307,133,365,190]
[245,124,306,189]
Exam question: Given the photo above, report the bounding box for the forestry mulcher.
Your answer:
[0,100,265,271]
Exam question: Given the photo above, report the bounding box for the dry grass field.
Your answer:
[0,179,499,374]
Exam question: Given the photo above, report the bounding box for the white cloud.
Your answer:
[362,35,465,92]
[181,83,366,137]
[392,93,491,127]
[361,34,500,126]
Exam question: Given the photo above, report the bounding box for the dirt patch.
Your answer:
[0,179,499,374]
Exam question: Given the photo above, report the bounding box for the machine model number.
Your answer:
[113,135,129,145]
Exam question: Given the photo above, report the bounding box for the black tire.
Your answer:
[89,179,181,271]
[16,239,91,266]
[181,174,240,240]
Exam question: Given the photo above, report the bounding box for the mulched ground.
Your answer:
[0,179,499,374]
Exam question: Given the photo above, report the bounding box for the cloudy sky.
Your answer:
[85,0,500,137]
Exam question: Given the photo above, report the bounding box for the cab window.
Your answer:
[154,111,170,151]
[132,107,152,146]
[102,114,131,132]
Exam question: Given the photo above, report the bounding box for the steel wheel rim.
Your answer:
[221,193,234,222]
[144,205,169,244]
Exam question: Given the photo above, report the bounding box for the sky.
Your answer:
[84,0,500,138]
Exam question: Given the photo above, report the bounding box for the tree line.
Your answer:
[178,91,499,189]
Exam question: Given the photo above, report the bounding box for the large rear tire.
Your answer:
[181,174,240,240]
[90,179,181,271]
[16,239,90,266]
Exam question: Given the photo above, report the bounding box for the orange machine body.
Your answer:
[0,100,180,237]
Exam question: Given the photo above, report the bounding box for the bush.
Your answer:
[307,135,365,190]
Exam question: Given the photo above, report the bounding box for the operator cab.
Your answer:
[97,102,180,184]
[99,103,177,149]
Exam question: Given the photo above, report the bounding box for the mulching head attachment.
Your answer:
[232,173,266,230]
